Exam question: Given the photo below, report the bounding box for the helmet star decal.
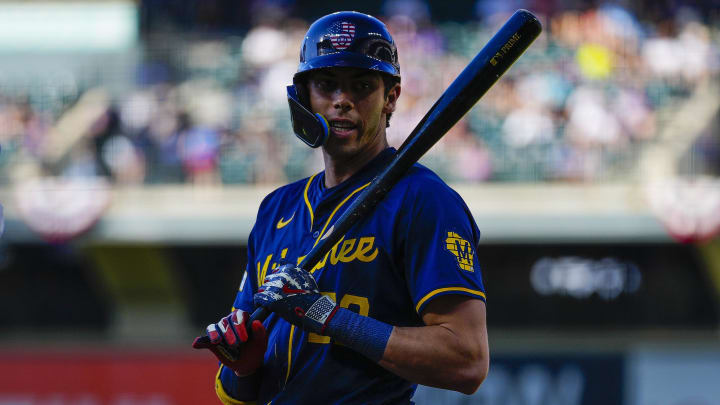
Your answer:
[329,22,356,50]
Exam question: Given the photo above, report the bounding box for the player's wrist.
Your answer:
[218,366,260,402]
[305,294,339,334]
[325,307,393,362]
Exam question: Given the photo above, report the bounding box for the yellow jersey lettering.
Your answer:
[258,254,273,286]
[310,251,329,272]
[324,236,346,267]
[291,235,379,273]
[256,262,261,287]
[339,294,369,316]
[336,238,357,263]
[312,237,344,272]
[355,237,378,262]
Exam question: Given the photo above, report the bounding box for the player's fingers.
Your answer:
[206,345,237,369]
[249,320,267,343]
[206,323,222,345]
[233,311,250,344]
[237,309,250,324]
[220,314,239,347]
[249,321,268,360]
[244,321,267,364]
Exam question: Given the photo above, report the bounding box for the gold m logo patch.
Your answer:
[445,232,474,272]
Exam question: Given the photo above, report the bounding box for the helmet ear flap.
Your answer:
[293,76,311,109]
[287,83,329,148]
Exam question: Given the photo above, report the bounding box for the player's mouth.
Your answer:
[329,119,357,137]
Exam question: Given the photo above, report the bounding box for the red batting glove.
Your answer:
[192,309,267,376]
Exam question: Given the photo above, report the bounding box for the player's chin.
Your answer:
[324,138,363,160]
[324,139,351,155]
[326,129,358,146]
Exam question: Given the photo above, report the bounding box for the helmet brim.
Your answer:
[296,52,400,79]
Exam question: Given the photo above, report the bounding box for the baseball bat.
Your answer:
[243,10,541,326]
[196,9,540,349]
[197,8,540,350]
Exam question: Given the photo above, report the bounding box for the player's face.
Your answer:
[307,68,399,160]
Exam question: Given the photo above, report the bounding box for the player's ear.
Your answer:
[383,83,401,114]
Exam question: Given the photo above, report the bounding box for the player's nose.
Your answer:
[332,88,354,112]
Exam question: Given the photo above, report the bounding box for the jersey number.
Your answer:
[308,293,369,344]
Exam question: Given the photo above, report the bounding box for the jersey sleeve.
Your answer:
[233,226,258,313]
[401,180,486,315]
[232,270,255,312]
[218,220,261,403]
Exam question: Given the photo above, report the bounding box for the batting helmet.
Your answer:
[287,11,400,148]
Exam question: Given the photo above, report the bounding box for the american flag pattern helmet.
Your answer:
[329,21,356,50]
[295,11,400,79]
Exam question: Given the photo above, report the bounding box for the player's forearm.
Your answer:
[377,324,488,394]
[325,306,488,395]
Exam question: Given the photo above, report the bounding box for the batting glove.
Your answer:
[253,264,338,335]
[192,309,267,376]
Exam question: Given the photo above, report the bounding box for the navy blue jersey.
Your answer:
[229,148,486,404]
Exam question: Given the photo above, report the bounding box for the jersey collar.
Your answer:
[312,147,396,208]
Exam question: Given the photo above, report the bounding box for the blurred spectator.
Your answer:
[1,2,718,185]
[565,86,622,147]
[178,125,222,185]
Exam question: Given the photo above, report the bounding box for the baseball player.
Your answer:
[194,11,489,404]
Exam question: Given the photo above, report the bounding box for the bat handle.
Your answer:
[249,306,269,325]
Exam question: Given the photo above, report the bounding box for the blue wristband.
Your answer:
[325,307,393,362]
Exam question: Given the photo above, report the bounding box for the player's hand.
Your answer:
[253,264,338,335]
[192,309,267,376]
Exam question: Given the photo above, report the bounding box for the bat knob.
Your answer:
[192,335,212,349]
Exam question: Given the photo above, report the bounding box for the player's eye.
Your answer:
[353,80,375,93]
[315,79,337,92]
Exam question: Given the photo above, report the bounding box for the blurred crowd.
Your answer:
[0,1,718,186]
